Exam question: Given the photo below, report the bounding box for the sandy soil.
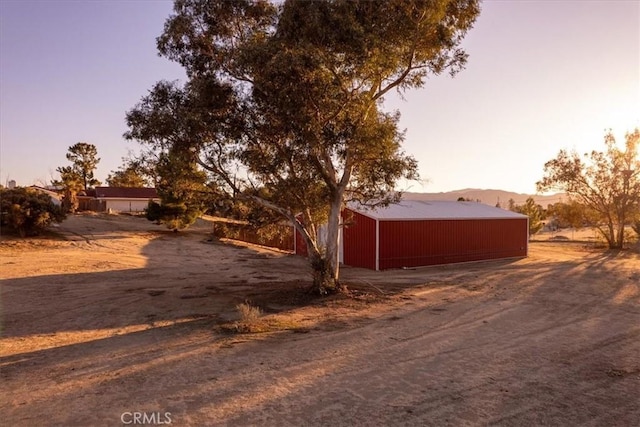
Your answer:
[1,213,639,426]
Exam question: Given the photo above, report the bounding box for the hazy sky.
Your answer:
[1,0,638,194]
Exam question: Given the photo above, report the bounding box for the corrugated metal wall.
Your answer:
[343,210,377,270]
[377,218,528,270]
[294,227,308,257]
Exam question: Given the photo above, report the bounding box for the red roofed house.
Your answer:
[94,187,159,213]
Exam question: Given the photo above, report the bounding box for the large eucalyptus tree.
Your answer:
[126,0,480,293]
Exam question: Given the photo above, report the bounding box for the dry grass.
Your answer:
[232,302,266,333]
[236,302,262,323]
[220,303,312,334]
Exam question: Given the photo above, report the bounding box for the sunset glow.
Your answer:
[1,0,638,194]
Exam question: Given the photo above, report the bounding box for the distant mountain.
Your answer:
[402,189,566,209]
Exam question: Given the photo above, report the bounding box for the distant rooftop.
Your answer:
[349,200,528,221]
[94,187,158,199]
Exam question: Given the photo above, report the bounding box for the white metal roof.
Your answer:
[348,200,528,221]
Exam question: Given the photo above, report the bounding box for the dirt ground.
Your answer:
[1,213,639,426]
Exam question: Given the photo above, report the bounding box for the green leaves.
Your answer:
[512,197,544,237]
[106,161,149,188]
[144,149,208,231]
[65,142,101,191]
[146,200,200,231]
[53,142,101,212]
[135,0,481,214]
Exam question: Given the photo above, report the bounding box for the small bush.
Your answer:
[236,302,262,323]
[0,187,66,237]
[221,303,308,334]
[146,200,201,231]
[232,302,263,333]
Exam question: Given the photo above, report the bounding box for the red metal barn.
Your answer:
[295,200,528,270]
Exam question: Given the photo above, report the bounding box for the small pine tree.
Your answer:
[144,150,207,231]
[64,142,101,191]
[514,197,544,237]
[146,200,201,232]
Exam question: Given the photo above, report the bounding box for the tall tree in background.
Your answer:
[537,129,640,249]
[54,142,101,212]
[106,159,151,188]
[547,201,596,229]
[146,148,209,231]
[65,142,101,191]
[126,0,480,293]
[512,197,544,237]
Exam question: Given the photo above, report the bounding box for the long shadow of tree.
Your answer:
[2,221,638,426]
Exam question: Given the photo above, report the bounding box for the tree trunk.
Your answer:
[614,224,626,249]
[305,195,344,295]
[304,238,339,294]
[242,190,345,294]
[309,252,335,295]
[323,195,342,284]
[291,215,334,295]
[602,222,616,249]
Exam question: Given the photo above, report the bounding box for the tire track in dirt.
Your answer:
[202,252,639,426]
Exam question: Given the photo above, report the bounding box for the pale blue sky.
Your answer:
[1,0,639,194]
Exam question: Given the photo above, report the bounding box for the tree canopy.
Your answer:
[64,142,101,191]
[54,142,101,212]
[510,197,544,237]
[546,201,597,230]
[126,0,481,293]
[537,129,640,249]
[106,159,151,188]
[146,148,209,231]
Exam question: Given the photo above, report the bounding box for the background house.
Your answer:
[93,187,159,213]
[29,185,62,206]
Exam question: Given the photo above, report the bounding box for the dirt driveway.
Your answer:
[1,213,639,426]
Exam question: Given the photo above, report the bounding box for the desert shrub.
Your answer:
[232,302,263,333]
[236,302,262,323]
[0,187,66,237]
[146,200,201,231]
